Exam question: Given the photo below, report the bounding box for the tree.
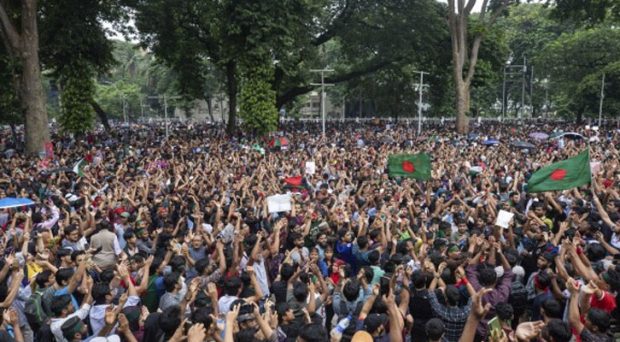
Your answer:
[538,27,620,122]
[496,4,573,118]
[274,0,447,111]
[39,0,119,131]
[0,46,22,145]
[547,0,619,24]
[126,0,447,133]
[0,0,50,154]
[447,0,511,133]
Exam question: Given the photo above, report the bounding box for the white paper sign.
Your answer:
[305,161,316,175]
[267,194,292,213]
[495,210,515,229]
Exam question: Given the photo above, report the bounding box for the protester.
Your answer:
[0,119,616,342]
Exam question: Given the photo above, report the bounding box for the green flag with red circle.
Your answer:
[527,149,591,193]
[388,153,431,180]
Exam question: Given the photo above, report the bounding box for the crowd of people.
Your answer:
[0,119,617,342]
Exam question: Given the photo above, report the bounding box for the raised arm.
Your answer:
[458,288,492,342]
[0,269,24,308]
[566,277,585,334]
[67,257,88,294]
[136,256,153,295]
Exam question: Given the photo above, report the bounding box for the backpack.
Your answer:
[509,280,528,313]
[25,288,50,332]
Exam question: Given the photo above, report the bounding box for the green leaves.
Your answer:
[538,26,620,119]
[58,63,96,134]
[239,63,278,136]
[0,50,21,126]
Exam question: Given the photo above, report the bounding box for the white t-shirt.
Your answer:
[51,303,91,342]
[240,255,270,297]
[90,295,140,336]
[218,295,238,315]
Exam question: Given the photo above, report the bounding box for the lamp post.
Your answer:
[598,73,605,127]
[413,70,429,135]
[310,69,334,135]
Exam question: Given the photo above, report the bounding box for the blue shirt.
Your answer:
[336,241,355,269]
[55,286,79,312]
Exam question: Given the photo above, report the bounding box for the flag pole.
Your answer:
[587,136,596,196]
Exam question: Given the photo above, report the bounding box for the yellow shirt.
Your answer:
[26,262,43,280]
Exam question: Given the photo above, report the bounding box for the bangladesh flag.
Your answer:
[283,176,310,191]
[527,149,591,193]
[269,137,289,149]
[284,176,303,187]
[388,153,431,180]
[72,159,87,177]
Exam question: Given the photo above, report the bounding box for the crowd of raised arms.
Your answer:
[0,120,617,342]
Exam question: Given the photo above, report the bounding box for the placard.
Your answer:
[305,161,316,175]
[267,194,292,213]
[495,210,515,229]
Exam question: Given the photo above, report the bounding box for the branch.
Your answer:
[312,0,354,46]
[465,35,483,85]
[486,0,509,25]
[276,57,398,108]
[0,2,20,52]
[479,0,490,18]
[464,0,476,14]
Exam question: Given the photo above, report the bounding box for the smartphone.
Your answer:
[487,316,501,338]
[184,320,193,334]
[380,276,391,296]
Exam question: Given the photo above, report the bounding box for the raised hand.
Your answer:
[227,304,241,322]
[118,313,130,333]
[472,288,492,319]
[105,306,117,326]
[515,321,545,341]
[188,323,207,342]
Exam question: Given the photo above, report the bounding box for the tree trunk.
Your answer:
[91,100,111,131]
[455,81,470,133]
[576,108,584,125]
[226,61,237,135]
[20,0,49,155]
[206,96,215,122]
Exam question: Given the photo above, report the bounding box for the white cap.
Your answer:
[495,266,505,278]
[90,336,121,342]
[512,265,525,282]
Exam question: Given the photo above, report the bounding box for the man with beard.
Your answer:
[315,233,328,262]
[288,232,309,266]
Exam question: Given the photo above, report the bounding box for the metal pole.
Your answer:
[598,73,605,127]
[530,65,534,118]
[164,94,169,139]
[544,83,549,120]
[520,56,526,119]
[342,96,345,120]
[502,67,506,120]
[122,97,127,123]
[310,69,334,134]
[418,72,424,135]
[140,98,144,120]
[413,70,429,135]
[321,73,325,135]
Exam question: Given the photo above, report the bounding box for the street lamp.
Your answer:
[310,69,334,135]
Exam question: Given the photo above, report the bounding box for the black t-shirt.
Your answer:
[271,280,288,305]
[280,319,303,342]
[580,328,613,342]
[409,288,437,341]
